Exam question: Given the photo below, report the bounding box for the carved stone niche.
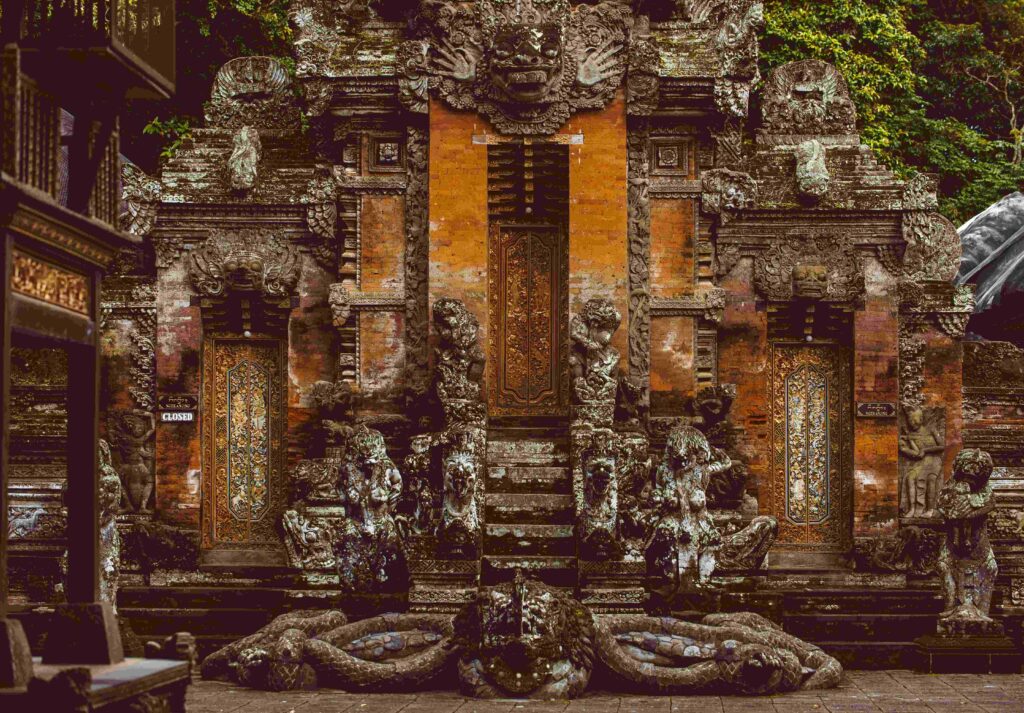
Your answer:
[420,0,632,134]
[760,60,858,137]
[752,234,863,304]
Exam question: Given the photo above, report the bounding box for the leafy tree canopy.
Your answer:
[130,0,1024,225]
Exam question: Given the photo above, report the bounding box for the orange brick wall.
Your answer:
[360,195,405,292]
[717,258,771,498]
[565,93,629,369]
[428,100,490,350]
[852,258,900,536]
[650,198,695,297]
[360,311,406,393]
[650,316,696,414]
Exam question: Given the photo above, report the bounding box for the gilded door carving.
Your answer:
[769,343,852,551]
[488,224,569,416]
[201,338,286,552]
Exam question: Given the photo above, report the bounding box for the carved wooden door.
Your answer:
[201,337,286,557]
[488,224,569,416]
[769,343,853,553]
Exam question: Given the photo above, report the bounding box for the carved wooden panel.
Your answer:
[769,343,852,551]
[488,224,569,416]
[201,337,286,551]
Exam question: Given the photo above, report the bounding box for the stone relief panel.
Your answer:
[760,59,857,136]
[752,234,863,303]
[189,229,301,300]
[898,406,945,519]
[421,0,631,134]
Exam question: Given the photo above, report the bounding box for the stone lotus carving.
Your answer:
[902,211,962,284]
[701,168,756,222]
[228,125,262,191]
[761,60,857,136]
[189,229,301,299]
[569,298,622,425]
[753,234,863,303]
[423,0,630,134]
[120,162,161,236]
[596,611,842,693]
[899,406,945,518]
[936,448,1001,635]
[795,139,829,202]
[454,572,596,698]
[433,298,487,427]
[113,409,155,512]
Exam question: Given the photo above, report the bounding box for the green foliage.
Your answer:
[143,116,193,160]
[762,0,1024,224]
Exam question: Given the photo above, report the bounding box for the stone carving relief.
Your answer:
[794,139,829,202]
[120,162,161,236]
[113,409,156,512]
[627,128,651,402]
[903,172,939,210]
[432,298,487,427]
[626,25,659,115]
[205,56,300,132]
[570,298,622,425]
[189,229,301,299]
[853,527,942,576]
[302,172,338,271]
[701,168,756,222]
[398,40,431,114]
[405,128,431,393]
[423,0,630,134]
[936,449,1001,635]
[761,60,857,136]
[714,78,750,119]
[716,0,764,80]
[573,428,620,558]
[228,125,262,191]
[899,406,945,519]
[98,439,123,610]
[752,234,863,303]
[717,516,778,569]
[902,211,962,284]
[439,430,483,557]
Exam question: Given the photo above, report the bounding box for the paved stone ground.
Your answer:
[186,671,1024,712]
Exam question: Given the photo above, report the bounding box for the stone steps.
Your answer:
[484,492,574,525]
[484,523,576,556]
[782,613,937,642]
[486,465,571,494]
[482,555,578,589]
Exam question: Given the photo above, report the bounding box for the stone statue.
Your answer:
[645,426,726,590]
[936,448,1000,635]
[432,298,486,426]
[439,435,481,557]
[113,409,155,512]
[899,406,945,518]
[570,298,622,425]
[334,426,407,593]
[228,125,262,191]
[575,428,620,558]
[98,439,123,610]
[794,139,829,202]
[453,572,596,699]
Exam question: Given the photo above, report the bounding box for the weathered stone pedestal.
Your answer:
[41,602,124,665]
[915,609,1021,673]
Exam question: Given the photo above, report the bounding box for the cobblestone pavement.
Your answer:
[186,671,1024,712]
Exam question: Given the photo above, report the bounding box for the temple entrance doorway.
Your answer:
[767,341,853,566]
[200,337,287,566]
[486,142,570,419]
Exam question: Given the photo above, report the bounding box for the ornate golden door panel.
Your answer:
[769,344,853,553]
[201,338,286,557]
[488,224,569,416]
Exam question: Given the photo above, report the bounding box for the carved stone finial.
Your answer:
[188,229,301,299]
[794,139,829,202]
[204,56,299,132]
[228,125,262,191]
[120,162,161,236]
[902,212,962,284]
[761,60,857,136]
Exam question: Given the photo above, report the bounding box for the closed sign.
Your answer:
[161,411,195,423]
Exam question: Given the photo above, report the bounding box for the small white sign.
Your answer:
[161,411,195,423]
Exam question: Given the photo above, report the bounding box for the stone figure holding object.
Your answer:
[936,448,1000,634]
[899,407,944,518]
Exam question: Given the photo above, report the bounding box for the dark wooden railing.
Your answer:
[5,0,175,91]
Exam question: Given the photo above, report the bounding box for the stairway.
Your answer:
[482,425,578,588]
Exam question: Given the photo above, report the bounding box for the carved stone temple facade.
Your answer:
[8,0,1024,670]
